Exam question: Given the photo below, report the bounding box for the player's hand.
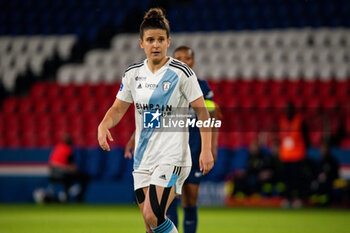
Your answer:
[97,125,114,151]
[124,137,135,159]
[199,150,214,175]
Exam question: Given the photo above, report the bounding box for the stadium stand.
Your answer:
[0,0,350,203]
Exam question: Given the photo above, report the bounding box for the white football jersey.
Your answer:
[116,57,203,170]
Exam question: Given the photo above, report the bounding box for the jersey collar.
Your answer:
[144,57,172,76]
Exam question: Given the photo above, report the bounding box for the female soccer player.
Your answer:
[97,8,214,233]
[125,45,218,233]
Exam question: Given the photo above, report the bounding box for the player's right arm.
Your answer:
[98,98,131,151]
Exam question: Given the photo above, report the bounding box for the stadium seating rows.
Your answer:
[0,35,76,91]
[0,83,135,148]
[0,80,349,148]
[56,29,350,85]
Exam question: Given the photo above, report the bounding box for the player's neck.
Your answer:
[147,57,169,74]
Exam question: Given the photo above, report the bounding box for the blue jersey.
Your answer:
[188,79,214,173]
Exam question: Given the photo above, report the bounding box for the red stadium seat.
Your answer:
[286,81,302,98]
[256,96,272,108]
[309,132,323,147]
[0,135,4,147]
[46,83,61,100]
[49,99,65,114]
[81,99,97,114]
[269,81,285,97]
[1,97,18,115]
[21,131,37,148]
[65,99,81,113]
[322,97,339,109]
[240,96,256,108]
[319,81,335,98]
[30,83,47,100]
[36,114,52,131]
[18,98,33,114]
[335,81,349,99]
[95,83,110,98]
[0,115,4,135]
[237,81,254,96]
[227,132,244,149]
[33,99,50,114]
[340,138,350,148]
[254,81,269,96]
[4,121,21,147]
[302,81,318,98]
[61,84,78,100]
[79,84,94,99]
[51,115,68,132]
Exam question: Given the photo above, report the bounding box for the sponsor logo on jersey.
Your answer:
[159,174,166,180]
[145,83,158,90]
[135,76,147,81]
[119,83,124,91]
[137,83,142,89]
[143,110,161,129]
[136,103,172,112]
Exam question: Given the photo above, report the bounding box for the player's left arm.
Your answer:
[205,99,218,162]
[190,97,214,175]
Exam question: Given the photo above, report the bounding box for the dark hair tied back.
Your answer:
[144,8,165,20]
[140,8,170,39]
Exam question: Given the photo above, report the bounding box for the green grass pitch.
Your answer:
[0,205,349,233]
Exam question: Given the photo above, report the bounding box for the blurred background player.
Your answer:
[231,138,273,197]
[98,8,214,233]
[125,45,218,233]
[279,102,309,208]
[48,134,89,202]
[310,140,339,206]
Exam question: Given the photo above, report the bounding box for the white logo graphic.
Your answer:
[143,110,162,129]
[163,81,171,92]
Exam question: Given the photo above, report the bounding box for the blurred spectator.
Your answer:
[262,140,285,196]
[49,135,89,202]
[310,141,339,206]
[232,139,273,197]
[279,102,309,208]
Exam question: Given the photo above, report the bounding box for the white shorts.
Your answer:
[133,164,191,195]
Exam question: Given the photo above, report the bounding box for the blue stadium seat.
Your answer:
[102,150,124,180]
[228,148,249,172]
[81,148,104,179]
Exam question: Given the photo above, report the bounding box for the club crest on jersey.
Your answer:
[163,81,171,92]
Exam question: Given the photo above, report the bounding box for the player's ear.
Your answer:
[139,38,144,49]
[167,37,171,48]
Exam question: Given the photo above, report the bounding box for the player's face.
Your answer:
[173,49,194,68]
[140,29,170,64]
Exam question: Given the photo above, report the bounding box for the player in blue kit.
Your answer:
[98,8,214,233]
[125,46,218,233]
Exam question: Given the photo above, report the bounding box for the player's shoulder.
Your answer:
[197,78,213,99]
[168,58,194,78]
[124,61,145,74]
[197,78,209,87]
